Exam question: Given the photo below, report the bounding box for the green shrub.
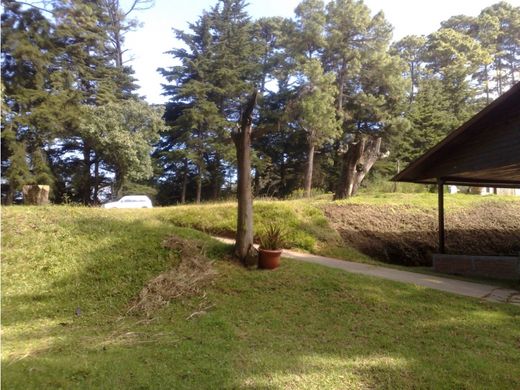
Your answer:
[258,223,286,250]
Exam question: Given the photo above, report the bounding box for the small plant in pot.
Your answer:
[258,223,285,269]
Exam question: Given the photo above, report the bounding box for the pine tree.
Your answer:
[1,1,60,201]
[323,1,405,199]
[160,0,262,203]
[480,2,520,94]
[391,35,427,104]
[292,59,340,197]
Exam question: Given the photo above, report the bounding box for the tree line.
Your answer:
[2,0,519,205]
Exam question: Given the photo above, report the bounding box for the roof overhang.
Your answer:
[393,82,520,188]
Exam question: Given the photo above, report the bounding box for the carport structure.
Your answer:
[393,82,520,279]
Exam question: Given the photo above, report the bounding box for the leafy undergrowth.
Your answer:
[2,206,520,389]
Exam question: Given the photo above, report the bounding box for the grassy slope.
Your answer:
[158,193,520,266]
[2,205,520,389]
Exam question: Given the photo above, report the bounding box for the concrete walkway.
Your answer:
[215,237,520,305]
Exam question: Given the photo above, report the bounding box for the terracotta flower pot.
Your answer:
[258,248,282,269]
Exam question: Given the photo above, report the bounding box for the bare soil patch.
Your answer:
[324,201,520,266]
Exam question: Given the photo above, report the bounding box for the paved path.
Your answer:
[215,237,520,305]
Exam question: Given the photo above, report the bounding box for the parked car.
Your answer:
[102,195,153,209]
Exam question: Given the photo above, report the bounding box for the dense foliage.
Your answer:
[1,0,161,204]
[2,0,519,204]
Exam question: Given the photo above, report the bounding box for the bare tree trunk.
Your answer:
[497,59,503,95]
[114,168,124,200]
[350,137,381,195]
[484,63,490,104]
[410,62,415,104]
[81,146,92,204]
[337,60,346,111]
[334,136,381,199]
[253,167,261,196]
[304,141,315,198]
[23,185,50,205]
[210,156,221,200]
[392,159,400,192]
[93,156,100,203]
[181,158,188,204]
[232,91,258,266]
[5,189,14,205]
[195,165,202,204]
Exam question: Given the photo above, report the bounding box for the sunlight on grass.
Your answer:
[2,203,520,388]
[334,192,520,209]
[238,354,411,390]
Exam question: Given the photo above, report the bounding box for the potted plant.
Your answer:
[258,223,285,269]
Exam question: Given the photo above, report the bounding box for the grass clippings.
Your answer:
[127,236,217,317]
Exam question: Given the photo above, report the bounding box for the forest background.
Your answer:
[2,0,519,205]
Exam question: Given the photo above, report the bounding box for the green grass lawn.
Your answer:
[2,205,520,389]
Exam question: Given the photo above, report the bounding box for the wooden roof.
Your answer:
[393,82,520,188]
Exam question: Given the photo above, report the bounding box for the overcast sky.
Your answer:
[122,0,520,104]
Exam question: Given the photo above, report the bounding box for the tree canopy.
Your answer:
[2,0,519,204]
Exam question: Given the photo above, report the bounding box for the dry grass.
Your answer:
[325,201,520,266]
[127,236,217,317]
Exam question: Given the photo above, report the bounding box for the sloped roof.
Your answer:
[393,82,520,188]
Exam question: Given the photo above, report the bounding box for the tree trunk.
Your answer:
[195,165,202,204]
[253,167,261,196]
[484,63,490,104]
[93,156,100,203]
[210,156,221,200]
[81,145,92,204]
[410,62,415,104]
[232,91,258,266]
[337,60,346,111]
[5,189,14,205]
[497,59,503,95]
[350,137,381,195]
[113,168,124,200]
[181,158,188,204]
[23,185,50,205]
[392,159,400,192]
[334,136,381,199]
[304,141,315,198]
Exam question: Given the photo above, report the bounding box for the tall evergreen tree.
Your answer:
[160,0,262,203]
[1,0,64,203]
[391,35,427,104]
[292,59,340,197]
[480,2,520,94]
[322,1,406,199]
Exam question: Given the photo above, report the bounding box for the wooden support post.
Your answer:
[437,178,445,254]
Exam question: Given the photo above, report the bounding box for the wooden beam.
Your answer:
[437,178,445,254]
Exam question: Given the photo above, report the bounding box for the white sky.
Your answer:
[122,0,520,104]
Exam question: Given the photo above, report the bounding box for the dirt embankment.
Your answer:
[324,202,520,266]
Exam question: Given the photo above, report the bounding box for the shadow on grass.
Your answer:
[324,201,520,267]
[332,227,520,267]
[2,211,520,389]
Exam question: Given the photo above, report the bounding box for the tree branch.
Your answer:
[14,1,54,15]
[240,90,258,132]
[124,0,154,16]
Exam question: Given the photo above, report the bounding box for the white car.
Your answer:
[102,195,153,209]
